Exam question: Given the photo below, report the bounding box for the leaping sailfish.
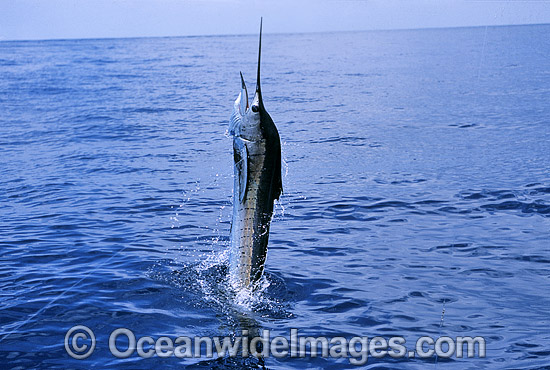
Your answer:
[228,19,282,289]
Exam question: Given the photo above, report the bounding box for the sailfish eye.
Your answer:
[251,105,259,113]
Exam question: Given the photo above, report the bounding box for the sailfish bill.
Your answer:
[228,19,283,289]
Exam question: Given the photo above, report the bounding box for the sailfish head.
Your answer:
[230,18,271,141]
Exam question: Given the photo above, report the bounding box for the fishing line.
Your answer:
[435,21,489,368]
[0,244,131,344]
[476,25,489,83]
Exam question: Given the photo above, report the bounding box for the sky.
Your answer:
[1,0,550,41]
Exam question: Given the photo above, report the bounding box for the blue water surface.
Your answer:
[1,24,549,369]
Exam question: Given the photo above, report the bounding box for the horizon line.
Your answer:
[1,22,549,43]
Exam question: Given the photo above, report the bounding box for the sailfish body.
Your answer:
[228,20,282,289]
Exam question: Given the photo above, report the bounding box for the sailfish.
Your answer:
[228,19,283,290]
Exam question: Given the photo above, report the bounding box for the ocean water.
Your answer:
[1,24,549,369]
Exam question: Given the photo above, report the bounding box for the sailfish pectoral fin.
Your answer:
[230,72,249,136]
[233,138,248,202]
[240,72,249,113]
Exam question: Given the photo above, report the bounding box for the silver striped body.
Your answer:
[228,20,282,290]
[229,135,268,288]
